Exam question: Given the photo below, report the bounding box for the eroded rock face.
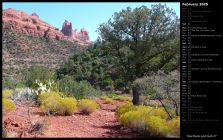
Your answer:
[61,20,90,44]
[61,20,73,36]
[3,8,91,46]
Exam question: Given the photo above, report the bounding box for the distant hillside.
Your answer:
[2,8,93,78]
[2,8,91,46]
[2,28,81,77]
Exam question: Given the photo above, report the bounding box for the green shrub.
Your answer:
[3,98,15,112]
[114,78,125,89]
[113,95,132,102]
[56,45,113,91]
[107,92,118,98]
[103,77,113,87]
[2,128,7,138]
[143,99,161,107]
[22,65,56,89]
[78,99,98,114]
[58,76,101,99]
[2,77,18,90]
[167,117,180,136]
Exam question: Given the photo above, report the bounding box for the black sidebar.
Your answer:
[181,1,222,138]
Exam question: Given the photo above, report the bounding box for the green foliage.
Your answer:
[133,70,180,116]
[114,78,126,89]
[22,65,56,89]
[56,44,114,90]
[101,94,132,103]
[58,75,101,99]
[143,99,162,108]
[38,91,77,116]
[2,77,15,90]
[113,95,132,102]
[98,4,179,105]
[2,128,7,138]
[2,29,77,78]
[106,92,119,98]
[78,99,98,114]
[98,4,180,82]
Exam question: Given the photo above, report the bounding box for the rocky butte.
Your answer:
[2,8,91,46]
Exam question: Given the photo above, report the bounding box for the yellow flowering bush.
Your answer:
[116,103,180,137]
[3,90,12,98]
[145,116,169,137]
[120,110,147,130]
[78,99,98,114]
[40,93,61,114]
[116,102,136,117]
[3,90,15,112]
[100,96,107,100]
[39,91,77,115]
[60,97,77,115]
[104,97,113,104]
[167,117,180,136]
[38,91,61,104]
[100,96,113,103]
[150,108,170,120]
[3,98,15,112]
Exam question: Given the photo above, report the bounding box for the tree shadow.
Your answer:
[92,123,143,138]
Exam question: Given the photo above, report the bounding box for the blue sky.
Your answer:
[3,2,180,41]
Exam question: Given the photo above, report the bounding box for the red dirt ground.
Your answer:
[2,99,142,138]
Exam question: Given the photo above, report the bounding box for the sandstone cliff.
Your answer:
[3,8,91,46]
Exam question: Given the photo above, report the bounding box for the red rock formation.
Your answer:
[3,8,91,46]
[31,12,39,18]
[61,20,73,36]
[61,20,90,44]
